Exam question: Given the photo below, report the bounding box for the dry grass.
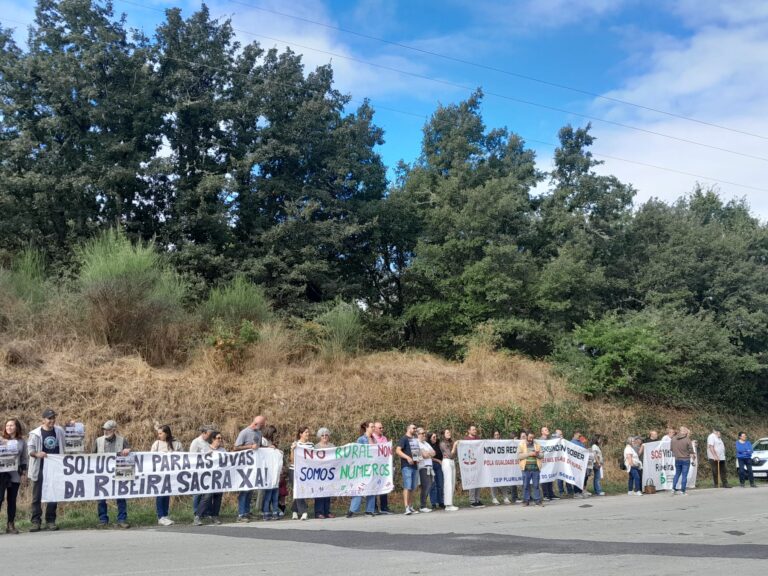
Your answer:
[1,338,766,487]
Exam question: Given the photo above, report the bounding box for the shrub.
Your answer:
[314,300,365,361]
[206,319,259,372]
[77,229,188,364]
[0,249,49,334]
[201,275,271,329]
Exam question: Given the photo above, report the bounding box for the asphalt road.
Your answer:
[3,486,767,575]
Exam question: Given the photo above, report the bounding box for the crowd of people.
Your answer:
[0,409,762,534]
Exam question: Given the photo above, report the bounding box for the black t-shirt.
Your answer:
[398,435,417,469]
[42,428,59,454]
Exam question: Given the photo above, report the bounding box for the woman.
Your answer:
[261,426,280,521]
[347,421,377,517]
[314,428,335,519]
[427,431,444,509]
[291,426,313,520]
[624,436,643,496]
[490,430,514,505]
[441,429,459,511]
[0,418,28,534]
[736,432,756,488]
[199,431,225,524]
[416,428,435,513]
[591,435,606,496]
[150,424,183,526]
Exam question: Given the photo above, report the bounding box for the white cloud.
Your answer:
[588,13,768,219]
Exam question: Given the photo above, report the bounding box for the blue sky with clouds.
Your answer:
[3,0,768,216]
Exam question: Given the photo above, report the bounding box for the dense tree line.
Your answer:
[1,1,766,406]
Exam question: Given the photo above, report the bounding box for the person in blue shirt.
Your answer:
[735,432,756,488]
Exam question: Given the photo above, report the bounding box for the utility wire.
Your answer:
[216,0,768,142]
[2,15,767,194]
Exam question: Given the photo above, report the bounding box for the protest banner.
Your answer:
[64,423,85,454]
[293,441,394,499]
[642,439,698,491]
[457,438,589,490]
[0,441,20,474]
[42,449,283,502]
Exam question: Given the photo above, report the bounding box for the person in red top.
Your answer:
[373,421,392,514]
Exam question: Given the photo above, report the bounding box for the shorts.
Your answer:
[402,466,418,491]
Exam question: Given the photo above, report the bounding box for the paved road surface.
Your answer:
[3,487,767,575]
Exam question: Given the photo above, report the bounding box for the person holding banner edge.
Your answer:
[291,426,314,520]
[518,432,544,506]
[373,421,393,515]
[234,415,265,522]
[94,420,132,528]
[1,418,27,534]
[347,422,377,518]
[314,427,335,519]
[151,424,183,526]
[27,408,66,532]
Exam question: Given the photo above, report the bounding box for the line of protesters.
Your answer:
[0,410,762,533]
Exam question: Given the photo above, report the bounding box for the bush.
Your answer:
[206,319,259,372]
[314,300,365,360]
[0,249,49,333]
[77,229,188,365]
[201,275,271,329]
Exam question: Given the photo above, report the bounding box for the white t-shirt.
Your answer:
[417,440,434,469]
[707,433,726,460]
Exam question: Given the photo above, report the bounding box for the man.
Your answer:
[670,426,694,495]
[395,424,420,515]
[462,425,485,508]
[234,415,266,521]
[27,409,65,532]
[189,424,216,517]
[518,432,544,506]
[373,421,393,514]
[662,427,675,442]
[645,430,659,443]
[94,420,131,528]
[539,427,556,501]
[707,428,730,488]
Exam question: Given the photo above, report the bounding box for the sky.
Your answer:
[3,0,768,218]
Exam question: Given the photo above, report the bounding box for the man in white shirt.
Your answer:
[707,428,730,488]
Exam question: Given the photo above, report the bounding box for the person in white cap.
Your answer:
[94,420,131,528]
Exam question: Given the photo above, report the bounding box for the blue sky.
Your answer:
[3,0,768,216]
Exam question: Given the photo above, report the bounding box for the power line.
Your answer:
[2,15,767,194]
[217,0,768,142]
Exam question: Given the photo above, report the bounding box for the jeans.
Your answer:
[199,492,223,518]
[522,469,541,503]
[315,497,331,517]
[738,458,755,486]
[0,481,20,523]
[709,459,729,487]
[193,494,201,516]
[673,459,691,492]
[349,495,375,514]
[402,466,418,491]
[155,496,171,519]
[628,467,641,492]
[419,468,434,509]
[592,467,603,494]
[469,487,481,504]
[238,490,253,517]
[262,488,279,517]
[31,478,58,525]
[98,499,127,524]
[541,481,554,500]
[429,462,444,506]
[557,479,565,495]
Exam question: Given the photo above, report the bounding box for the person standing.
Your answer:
[151,425,183,526]
[442,429,459,511]
[347,422,377,518]
[261,425,281,521]
[463,425,485,508]
[395,424,420,515]
[233,416,265,521]
[1,418,28,534]
[196,431,226,525]
[706,428,730,488]
[427,431,444,509]
[518,432,543,506]
[624,437,643,495]
[671,426,694,495]
[27,409,65,532]
[415,428,435,513]
[189,424,216,518]
[313,428,335,519]
[372,421,393,514]
[291,426,314,520]
[590,435,606,496]
[94,420,131,528]
[736,432,757,488]
[538,427,555,502]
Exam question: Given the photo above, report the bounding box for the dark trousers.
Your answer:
[709,459,729,487]
[419,468,433,509]
[156,496,171,519]
[541,481,555,499]
[200,492,223,517]
[0,481,20,523]
[738,458,755,486]
[98,499,127,523]
[31,478,58,525]
[291,498,308,515]
[315,497,331,517]
[377,493,390,512]
[429,463,444,507]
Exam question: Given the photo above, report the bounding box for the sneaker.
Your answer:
[551,495,561,500]
[364,512,375,517]
[522,501,530,507]
[158,517,174,526]
[598,492,606,496]
[237,515,250,523]
[212,517,222,525]
[679,492,688,496]
[583,492,592,497]
[634,491,643,496]
[277,510,285,518]
[503,498,511,504]
[292,512,299,520]
[404,508,412,515]
[419,507,432,513]
[379,510,393,515]
[98,522,109,529]
[117,522,130,529]
[445,505,459,511]
[193,516,203,526]
[46,523,59,531]
[411,507,420,514]
[671,490,678,495]
[346,511,355,518]
[628,491,633,495]
[470,502,485,508]
[491,498,500,505]
[535,501,544,507]
[262,514,272,521]
[30,523,41,533]
[300,512,308,521]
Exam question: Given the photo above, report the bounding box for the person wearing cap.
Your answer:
[189,424,216,517]
[94,420,132,528]
[27,409,66,531]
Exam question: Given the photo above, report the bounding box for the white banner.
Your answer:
[457,439,590,490]
[293,442,394,498]
[642,439,698,491]
[0,441,20,474]
[42,449,283,502]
